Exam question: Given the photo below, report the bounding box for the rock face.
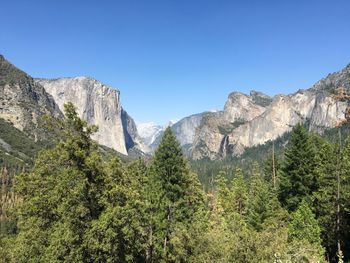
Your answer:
[139,113,206,154]
[223,92,267,123]
[171,113,204,146]
[121,109,149,153]
[0,55,62,140]
[36,77,144,155]
[137,122,164,147]
[191,66,349,160]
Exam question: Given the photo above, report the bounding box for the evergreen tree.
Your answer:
[150,127,204,262]
[86,158,149,262]
[230,167,248,216]
[288,200,323,248]
[279,123,317,211]
[247,162,283,231]
[11,103,106,262]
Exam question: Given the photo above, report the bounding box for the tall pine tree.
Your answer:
[150,127,204,262]
[279,124,317,211]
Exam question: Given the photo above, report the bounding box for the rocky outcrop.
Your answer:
[191,66,349,160]
[192,92,272,160]
[36,77,144,155]
[223,92,267,123]
[0,55,62,140]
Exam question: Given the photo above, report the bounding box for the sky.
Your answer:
[1,0,350,124]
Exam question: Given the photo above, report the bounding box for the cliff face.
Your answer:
[223,92,267,123]
[36,77,144,155]
[121,108,149,154]
[191,66,349,160]
[138,113,206,154]
[0,55,62,140]
[171,113,204,146]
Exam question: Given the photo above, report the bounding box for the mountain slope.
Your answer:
[191,66,349,160]
[36,77,145,155]
[0,55,63,169]
[0,55,62,140]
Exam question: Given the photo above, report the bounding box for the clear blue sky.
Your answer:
[1,0,350,124]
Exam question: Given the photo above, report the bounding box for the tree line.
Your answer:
[0,103,349,262]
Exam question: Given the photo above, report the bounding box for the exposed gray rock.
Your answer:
[36,77,145,155]
[171,113,204,146]
[121,108,149,154]
[223,92,267,122]
[191,64,350,160]
[141,113,207,154]
[0,55,62,140]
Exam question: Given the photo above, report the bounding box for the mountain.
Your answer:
[137,122,164,146]
[138,114,206,154]
[0,55,62,140]
[191,66,350,160]
[36,77,146,155]
[0,55,63,168]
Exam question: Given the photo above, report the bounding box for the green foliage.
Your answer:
[288,200,322,246]
[0,118,51,170]
[4,103,350,262]
[149,127,205,262]
[251,94,273,107]
[279,124,318,211]
[0,55,31,86]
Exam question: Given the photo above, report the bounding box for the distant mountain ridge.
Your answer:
[0,55,146,162]
[191,66,350,160]
[1,54,350,161]
[140,65,350,160]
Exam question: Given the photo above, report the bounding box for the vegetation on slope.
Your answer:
[1,104,350,262]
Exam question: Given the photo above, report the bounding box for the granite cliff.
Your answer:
[36,77,145,155]
[191,65,350,160]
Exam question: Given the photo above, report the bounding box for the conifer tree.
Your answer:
[86,158,149,262]
[230,167,248,216]
[288,200,323,248]
[247,162,283,231]
[150,127,204,262]
[12,103,106,262]
[279,123,317,211]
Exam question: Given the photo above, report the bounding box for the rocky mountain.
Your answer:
[137,122,164,146]
[2,53,349,162]
[36,77,145,155]
[191,65,350,160]
[0,55,62,140]
[138,114,206,154]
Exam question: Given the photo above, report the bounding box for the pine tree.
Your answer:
[247,162,283,231]
[230,167,248,216]
[279,123,317,211]
[150,127,204,262]
[11,103,106,262]
[288,200,323,247]
[86,158,149,262]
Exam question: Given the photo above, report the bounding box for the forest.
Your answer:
[0,102,350,263]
